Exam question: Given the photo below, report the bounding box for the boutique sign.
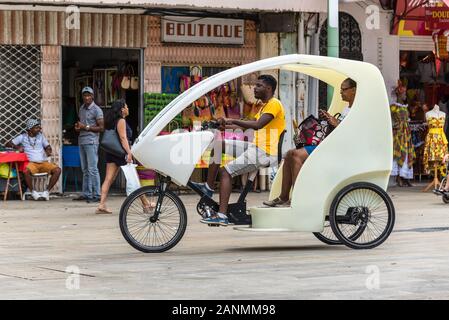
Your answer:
[161,16,245,45]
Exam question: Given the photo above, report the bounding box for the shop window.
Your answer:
[0,45,41,144]
[157,66,242,130]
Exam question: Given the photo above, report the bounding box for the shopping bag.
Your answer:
[121,163,141,196]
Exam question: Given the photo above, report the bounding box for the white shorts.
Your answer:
[219,140,277,178]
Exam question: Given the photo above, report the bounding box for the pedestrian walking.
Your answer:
[96,99,133,214]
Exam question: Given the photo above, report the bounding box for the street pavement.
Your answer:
[1,183,449,300]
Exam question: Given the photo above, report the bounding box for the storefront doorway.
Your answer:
[61,47,142,192]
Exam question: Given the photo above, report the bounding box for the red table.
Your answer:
[0,152,28,201]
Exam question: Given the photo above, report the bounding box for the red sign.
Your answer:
[425,5,449,30]
[392,0,443,36]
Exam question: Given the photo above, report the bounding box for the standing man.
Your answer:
[73,86,104,203]
[6,118,61,201]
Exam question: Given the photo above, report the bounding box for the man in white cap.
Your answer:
[73,86,104,203]
[6,118,61,200]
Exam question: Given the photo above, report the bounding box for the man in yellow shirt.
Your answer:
[193,75,286,226]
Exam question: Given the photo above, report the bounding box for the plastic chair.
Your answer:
[62,145,81,192]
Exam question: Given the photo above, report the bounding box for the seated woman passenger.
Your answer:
[263,78,357,207]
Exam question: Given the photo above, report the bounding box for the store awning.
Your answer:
[0,0,327,13]
[392,0,449,36]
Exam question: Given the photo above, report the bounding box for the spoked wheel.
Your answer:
[119,186,187,253]
[329,182,395,250]
[313,217,365,245]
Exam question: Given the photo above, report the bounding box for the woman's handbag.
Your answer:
[100,127,126,158]
[294,111,343,148]
[294,114,333,149]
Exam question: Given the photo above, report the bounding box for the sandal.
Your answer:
[95,207,112,214]
[263,197,290,207]
[404,180,414,187]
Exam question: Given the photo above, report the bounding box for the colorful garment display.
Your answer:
[390,103,415,179]
[423,114,448,173]
[409,121,428,176]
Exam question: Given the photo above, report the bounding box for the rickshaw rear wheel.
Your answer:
[329,182,395,250]
[119,186,187,253]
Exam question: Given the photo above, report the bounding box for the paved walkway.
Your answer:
[1,184,449,299]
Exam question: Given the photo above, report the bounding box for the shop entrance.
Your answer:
[61,47,142,192]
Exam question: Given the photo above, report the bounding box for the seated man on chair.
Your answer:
[193,74,286,226]
[264,78,357,207]
[6,118,61,201]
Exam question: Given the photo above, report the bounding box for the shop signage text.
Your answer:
[425,5,449,30]
[161,17,244,45]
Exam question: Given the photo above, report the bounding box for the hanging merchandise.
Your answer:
[190,65,203,85]
[121,69,131,90]
[241,83,257,119]
[433,33,449,61]
[179,74,192,92]
[93,69,106,107]
[111,71,122,100]
[218,81,240,119]
[121,64,138,90]
[176,66,242,126]
[130,69,139,90]
[182,105,196,127]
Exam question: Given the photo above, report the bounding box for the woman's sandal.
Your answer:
[396,176,405,187]
[95,207,112,214]
[404,180,414,187]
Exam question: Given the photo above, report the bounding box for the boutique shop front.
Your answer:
[141,16,261,190]
[392,0,449,186]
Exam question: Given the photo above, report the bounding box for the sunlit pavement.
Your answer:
[1,184,448,299]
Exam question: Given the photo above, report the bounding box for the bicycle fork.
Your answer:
[150,177,170,223]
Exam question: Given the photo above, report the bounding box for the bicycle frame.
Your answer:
[187,174,255,225]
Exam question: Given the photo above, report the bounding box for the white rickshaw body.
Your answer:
[131,54,392,234]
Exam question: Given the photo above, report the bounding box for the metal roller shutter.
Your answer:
[399,36,435,51]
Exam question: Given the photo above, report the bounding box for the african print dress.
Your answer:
[390,103,415,179]
[423,114,448,173]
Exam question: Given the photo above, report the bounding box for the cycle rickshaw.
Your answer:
[119,54,395,252]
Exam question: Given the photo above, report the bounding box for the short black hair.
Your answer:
[343,78,357,88]
[258,74,277,93]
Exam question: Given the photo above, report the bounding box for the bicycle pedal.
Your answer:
[208,223,220,227]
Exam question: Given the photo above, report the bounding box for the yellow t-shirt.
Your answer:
[253,97,286,155]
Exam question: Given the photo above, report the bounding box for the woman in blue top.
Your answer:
[96,99,133,214]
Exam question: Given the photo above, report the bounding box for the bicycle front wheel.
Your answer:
[119,186,187,253]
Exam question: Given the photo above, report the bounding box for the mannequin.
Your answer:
[390,80,415,187]
[423,104,448,192]
[426,104,445,119]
